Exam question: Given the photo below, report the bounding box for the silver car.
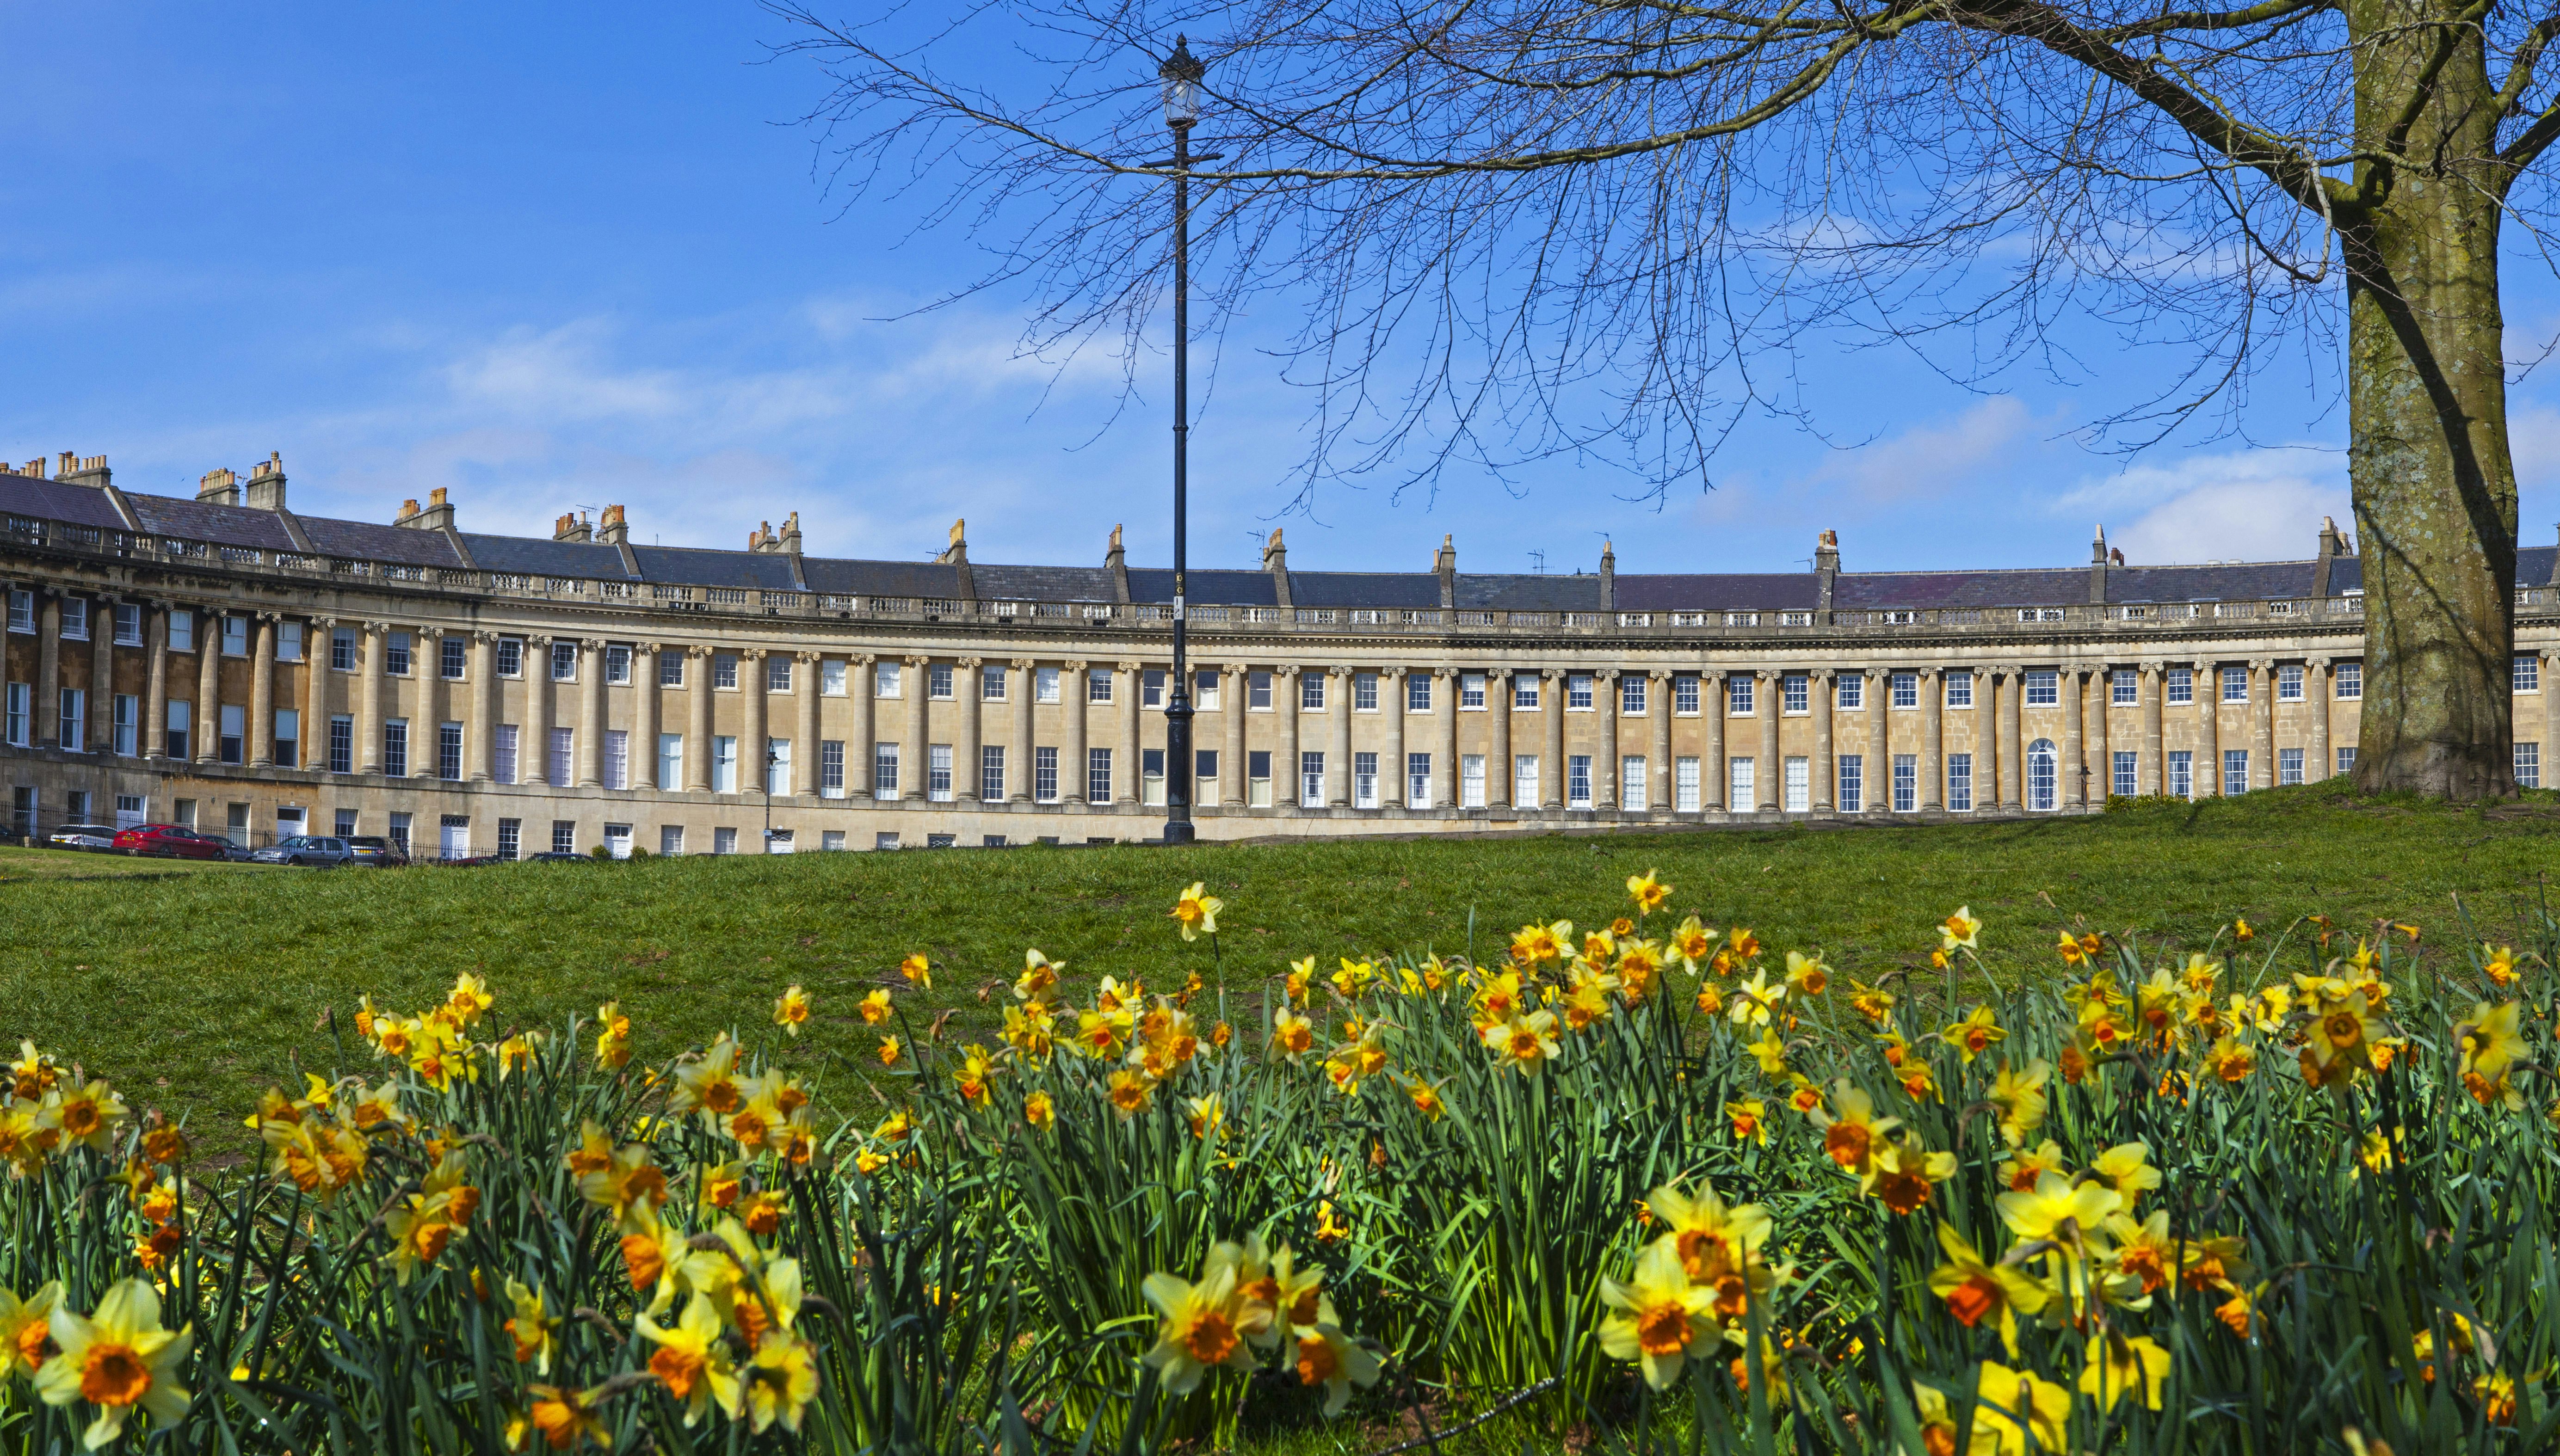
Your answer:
[46,823,119,852]
[252,835,356,867]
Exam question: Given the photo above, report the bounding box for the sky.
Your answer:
[6,4,2560,583]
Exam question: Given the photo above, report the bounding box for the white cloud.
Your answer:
[1804,396,2043,500]
[2055,447,2347,565]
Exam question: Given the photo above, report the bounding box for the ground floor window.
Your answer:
[1035,745,1059,802]
[1089,747,1114,803]
[2113,750,2137,798]
[1567,754,1592,809]
[1461,753,1486,808]
[2223,749,2249,796]
[1514,754,1540,807]
[713,827,738,854]
[2517,741,2541,789]
[1302,750,1327,807]
[875,832,900,850]
[660,825,685,855]
[1250,750,1274,807]
[821,830,846,850]
[551,820,576,854]
[2026,738,2057,811]
[1946,753,1973,812]
[1621,754,1647,811]
[2279,747,2304,786]
[1675,756,1700,811]
[1836,754,1861,814]
[1892,754,1916,812]
[1408,752,1433,809]
[1355,751,1380,809]
[2336,746,2357,776]
[498,818,520,860]
[1728,756,1754,810]
[1783,756,1809,812]
[2168,750,2194,799]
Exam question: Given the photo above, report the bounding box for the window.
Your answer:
[1890,673,1918,708]
[493,724,518,783]
[551,641,577,682]
[549,727,574,788]
[1249,671,1273,709]
[2166,668,2194,705]
[2112,670,2137,706]
[659,653,685,687]
[1512,676,1538,710]
[662,826,686,856]
[712,736,739,794]
[766,739,790,796]
[216,702,242,764]
[1947,753,1974,812]
[1675,676,1702,715]
[1249,750,1274,807]
[1835,676,1862,711]
[2221,666,2248,703]
[2113,750,2137,798]
[113,695,137,756]
[767,656,792,693]
[1728,756,1755,809]
[1355,751,1380,808]
[874,832,900,851]
[225,616,257,658]
[1783,756,1809,811]
[2517,741,2541,789]
[1196,748,1218,783]
[69,791,93,824]
[1355,673,1380,712]
[2337,745,2358,774]
[2169,750,2195,799]
[1892,755,1917,812]
[168,609,193,653]
[56,689,86,752]
[657,734,683,791]
[1836,754,1861,813]
[1303,674,1327,711]
[433,722,460,780]
[1462,753,1487,808]
[2,683,25,748]
[388,812,411,854]
[1089,747,1114,803]
[2516,656,2541,694]
[441,636,467,680]
[2336,663,2362,699]
[929,663,955,699]
[712,653,738,689]
[1143,670,1166,709]
[876,661,903,698]
[1408,751,1433,807]
[822,741,846,798]
[2280,746,2305,786]
[386,630,411,675]
[2026,738,2057,811]
[1035,745,1060,802]
[553,821,578,855]
[6,590,31,633]
[114,794,145,830]
[822,830,845,852]
[2278,663,2305,700]
[498,819,521,861]
[605,730,630,791]
[1945,672,1974,709]
[1303,750,1328,806]
[1675,756,1701,811]
[1567,675,1593,711]
[713,828,739,855]
[2223,748,2249,795]
[928,744,954,801]
[1782,676,1808,714]
[332,627,356,671]
[334,809,358,839]
[164,700,189,760]
[1618,676,1647,715]
[821,660,848,696]
[496,638,522,677]
[982,663,1007,701]
[1089,668,1114,704]
[384,720,409,778]
[1727,677,1754,716]
[1621,754,1647,811]
[2025,670,2058,707]
[273,709,299,768]
[1035,667,1061,703]
[61,599,89,641]
[1567,754,1592,808]
[981,745,1006,801]
[1408,674,1432,713]
[592,643,626,684]
[267,619,296,662]
[874,743,901,796]
[114,603,144,646]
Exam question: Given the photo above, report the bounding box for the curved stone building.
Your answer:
[4,450,2551,855]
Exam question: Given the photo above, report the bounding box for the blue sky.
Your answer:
[7,3,2560,582]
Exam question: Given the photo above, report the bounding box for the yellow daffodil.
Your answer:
[2080,1330,2172,1412]
[1272,1008,1314,1059]
[594,1001,634,1069]
[1170,882,1224,940]
[1845,980,1895,1023]
[1998,1170,2123,1243]
[859,989,894,1026]
[744,1332,820,1434]
[1783,950,1828,996]
[1598,1241,1719,1390]
[2104,1209,2178,1295]
[1985,1059,2051,1147]
[638,1295,742,1426]
[1669,915,1719,972]
[1941,906,1983,951]
[502,1277,558,1375]
[898,953,932,990]
[1726,1097,1768,1146]
[2090,1142,2162,1204]
[1107,1069,1155,1118]
[0,1282,63,1381]
[1743,1026,1791,1080]
[621,1215,689,1314]
[1647,1180,1775,1306]
[1807,1081,1900,1173]
[1860,1138,1956,1215]
[2058,929,2089,965]
[1480,1009,1562,1074]
[1016,948,1062,1001]
[1972,1362,2070,1456]
[1627,870,1672,916]
[444,971,493,1026]
[1313,1200,1352,1244]
[1729,968,1786,1028]
[1927,1222,2047,1359]
[1023,1090,1055,1130]
[2455,1001,2525,1081]
[951,1044,997,1106]
[1140,1258,1270,1395]
[1292,1319,1382,1416]
[772,985,811,1037]
[1940,1005,2006,1063]
[1184,1092,1224,1140]
[576,1140,669,1234]
[42,1080,127,1155]
[877,1036,904,1068]
[1995,1139,2068,1193]
[2480,943,2521,989]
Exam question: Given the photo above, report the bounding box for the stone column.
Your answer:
[2306,657,2332,780]
[795,651,823,795]
[685,646,714,791]
[1438,666,1462,811]
[1649,669,1673,813]
[1541,668,1567,808]
[1865,667,1889,813]
[143,602,169,759]
[1755,669,1781,811]
[1328,665,1355,807]
[1011,657,1037,803]
[469,633,499,780]
[90,596,117,752]
[1922,668,1945,810]
[1384,666,1409,807]
[1117,659,1144,805]
[734,648,767,796]
[2252,659,2276,790]
[1811,667,1836,811]
[2195,659,2221,796]
[578,638,608,787]
[1999,666,2027,809]
[36,592,61,747]
[1061,660,1088,804]
[1594,669,1621,810]
[1488,668,1513,809]
[246,614,278,766]
[851,654,878,799]
[2061,665,2085,810]
[956,656,984,801]
[358,621,386,773]
[903,655,931,800]
[2141,665,2165,796]
[419,629,449,776]
[1221,664,1248,807]
[2089,667,2111,804]
[1702,670,1726,811]
[634,645,663,790]
[197,611,226,765]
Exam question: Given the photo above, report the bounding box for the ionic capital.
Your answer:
[1012,657,1038,671]
[957,655,984,669]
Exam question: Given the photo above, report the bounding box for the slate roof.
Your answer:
[1619,573,1819,611]
[1283,572,1443,608]
[1457,573,1601,611]
[632,547,803,592]
[0,473,128,530]
[974,564,1119,601]
[123,493,300,553]
[296,514,465,567]
[1123,568,1277,605]
[461,535,635,578]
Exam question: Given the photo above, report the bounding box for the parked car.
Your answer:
[47,824,120,853]
[193,835,257,862]
[523,851,592,863]
[344,836,411,867]
[252,835,356,867]
[114,823,229,860]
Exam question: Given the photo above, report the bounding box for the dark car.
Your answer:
[113,823,228,860]
[191,834,257,862]
[47,823,120,853]
[344,835,411,867]
[523,851,592,863]
[253,835,356,867]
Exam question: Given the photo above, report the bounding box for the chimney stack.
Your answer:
[554,510,593,542]
[198,467,240,506]
[1814,528,1841,612]
[2087,524,2109,604]
[781,511,803,555]
[1262,527,1293,608]
[2313,515,2342,597]
[242,453,287,511]
[1105,523,1130,604]
[1598,539,1617,612]
[1435,533,1457,609]
[409,486,456,531]
[937,518,966,565]
[598,504,629,546]
[60,454,111,491]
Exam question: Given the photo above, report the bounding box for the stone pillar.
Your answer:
[1438,666,1462,811]
[1221,664,1248,807]
[685,647,714,792]
[2307,657,2332,780]
[419,629,450,776]
[1649,669,1673,813]
[1864,667,1889,813]
[1060,660,1088,804]
[1922,668,1944,810]
[357,622,386,773]
[634,645,663,790]
[90,596,117,752]
[956,656,984,802]
[1755,669,1780,811]
[1998,666,2025,809]
[850,654,878,799]
[144,603,170,759]
[1702,670,1726,811]
[734,649,766,796]
[2059,665,2084,809]
[579,638,607,787]
[247,615,278,766]
[1595,669,1621,810]
[1384,666,1409,807]
[2141,664,2165,796]
[1328,666,1354,808]
[1275,666,1302,807]
[2252,659,2276,790]
[36,592,61,747]
[905,656,932,801]
[1541,668,1566,808]
[469,633,498,780]
[197,611,226,765]
[1011,657,1037,803]
[1488,668,1513,809]
[1117,660,1144,805]
[794,651,822,796]
[1811,668,1835,811]
[2195,659,2221,797]
[2089,666,2110,804]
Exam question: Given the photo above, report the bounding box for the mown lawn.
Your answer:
[4,784,2555,1156]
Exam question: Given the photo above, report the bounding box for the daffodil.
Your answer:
[1729,969,1786,1028]
[1647,1180,1775,1303]
[670,1036,744,1119]
[2207,1036,2258,1083]
[524,1383,612,1450]
[1926,1222,2047,1358]
[1292,1320,1382,1416]
[1940,1005,2006,1063]
[1668,915,1718,972]
[1971,1362,2070,1455]
[0,1282,62,1380]
[2081,1330,2172,1411]
[1598,1241,1720,1390]
[41,1080,127,1154]
[2480,943,2521,989]
[1016,948,1062,1001]
[1995,1139,2068,1193]
[1860,1138,1956,1215]
[1272,1008,1314,1058]
[577,1138,668,1234]
[638,1295,742,1426]
[1807,1081,1899,1173]
[772,985,811,1037]
[1184,1092,1224,1140]
[1480,1009,1562,1074]
[859,988,894,1025]
[503,1278,559,1375]
[1509,920,1572,967]
[1941,906,1983,952]
[594,1001,634,1069]
[1140,1259,1270,1395]
[1985,1059,2051,1146]
[2090,1142,2162,1204]
[743,1332,820,1433]
[1627,870,1672,916]
[1024,1090,1055,1130]
[1998,1170,2123,1244]
[899,953,932,989]
[1782,950,1828,996]
[1171,882,1224,940]
[2104,1209,2178,1295]
[1726,1097,1768,1146]
[2455,1001,2525,1080]
[877,1035,904,1068]
[621,1215,689,1314]
[1107,1069,1155,1118]
[1845,980,1896,1023]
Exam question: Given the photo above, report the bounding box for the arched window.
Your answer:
[2026,738,2058,811]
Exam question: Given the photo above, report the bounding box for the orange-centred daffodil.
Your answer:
[1627,870,1672,916]
[1940,1004,2006,1063]
[2081,1330,2172,1412]
[1480,1009,1562,1074]
[772,985,811,1037]
[1926,1222,2047,1358]
[1598,1241,1720,1390]
[1141,1257,1271,1395]
[638,1295,742,1426]
[34,1278,192,1451]
[1941,906,1983,951]
[1972,1362,2070,1455]
[1171,882,1224,940]
[1807,1081,1899,1173]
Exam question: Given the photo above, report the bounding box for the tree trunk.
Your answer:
[2344,8,2518,799]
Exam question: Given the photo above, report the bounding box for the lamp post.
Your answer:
[1158,36,1215,845]
[760,742,781,852]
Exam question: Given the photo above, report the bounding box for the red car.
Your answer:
[113,823,228,860]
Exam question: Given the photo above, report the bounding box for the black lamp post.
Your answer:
[1158,36,1215,846]
[761,742,782,851]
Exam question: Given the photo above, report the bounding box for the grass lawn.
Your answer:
[5,784,2556,1157]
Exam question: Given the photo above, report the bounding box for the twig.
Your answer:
[1365,1376,1560,1456]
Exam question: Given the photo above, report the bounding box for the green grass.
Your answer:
[5,784,2557,1158]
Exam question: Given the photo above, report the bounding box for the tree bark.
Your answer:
[2344,4,2518,799]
